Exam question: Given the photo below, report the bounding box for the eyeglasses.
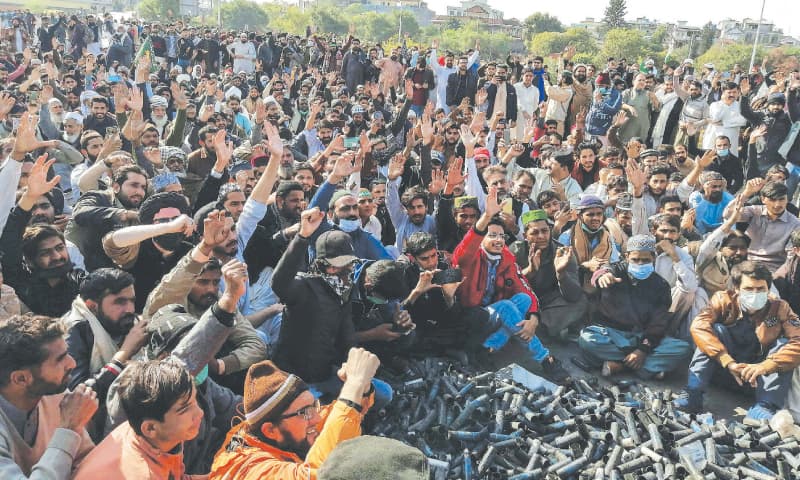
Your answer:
[486,232,507,240]
[280,398,320,421]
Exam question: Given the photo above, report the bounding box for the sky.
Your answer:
[423,0,798,36]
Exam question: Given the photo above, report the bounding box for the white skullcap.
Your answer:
[64,112,84,124]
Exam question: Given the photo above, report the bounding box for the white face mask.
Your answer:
[739,291,769,312]
[338,218,360,233]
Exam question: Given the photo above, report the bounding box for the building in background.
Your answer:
[432,0,523,38]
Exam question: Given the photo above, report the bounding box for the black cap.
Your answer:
[316,230,357,267]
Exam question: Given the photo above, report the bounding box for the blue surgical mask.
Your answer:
[599,87,610,95]
[716,149,729,157]
[627,262,654,280]
[194,365,209,386]
[338,218,361,233]
[739,291,768,312]
[581,223,603,235]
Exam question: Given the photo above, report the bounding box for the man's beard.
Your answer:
[30,213,53,225]
[51,112,65,125]
[118,191,143,209]
[708,191,723,203]
[96,306,137,337]
[191,291,219,310]
[213,240,238,258]
[275,426,313,458]
[28,373,71,397]
[152,115,169,130]
[63,131,79,143]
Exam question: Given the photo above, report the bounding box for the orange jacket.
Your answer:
[691,290,800,373]
[210,395,372,480]
[72,422,203,480]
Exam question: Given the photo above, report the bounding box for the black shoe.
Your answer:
[570,355,596,373]
[541,356,572,384]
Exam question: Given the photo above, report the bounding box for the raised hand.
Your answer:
[485,185,502,217]
[597,272,622,289]
[428,169,446,195]
[387,153,406,181]
[127,87,144,112]
[299,207,325,237]
[12,112,48,157]
[202,210,232,248]
[167,214,195,237]
[696,149,717,169]
[446,157,467,192]
[264,122,284,157]
[24,154,61,199]
[221,259,248,301]
[612,111,628,128]
[475,88,488,106]
[213,130,233,166]
[171,82,189,110]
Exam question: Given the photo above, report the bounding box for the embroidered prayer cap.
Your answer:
[521,209,549,226]
[243,360,308,425]
[626,234,656,253]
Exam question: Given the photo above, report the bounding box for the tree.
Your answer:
[697,43,764,72]
[310,6,349,36]
[217,0,269,32]
[699,22,717,55]
[599,28,651,65]
[529,28,597,58]
[524,12,564,39]
[392,11,421,41]
[137,0,180,20]
[263,4,312,35]
[603,0,628,30]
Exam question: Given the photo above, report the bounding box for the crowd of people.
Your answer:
[1,9,800,479]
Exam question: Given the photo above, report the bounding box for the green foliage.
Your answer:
[603,0,628,30]
[599,28,653,65]
[699,22,717,56]
[392,11,420,41]
[216,0,269,32]
[524,12,564,39]
[438,21,514,59]
[262,4,311,36]
[137,0,181,21]
[310,6,349,36]
[529,28,598,58]
[697,43,764,71]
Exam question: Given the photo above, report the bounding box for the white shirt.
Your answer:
[703,100,747,152]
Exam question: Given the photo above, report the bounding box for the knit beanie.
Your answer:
[318,436,429,480]
[243,360,308,425]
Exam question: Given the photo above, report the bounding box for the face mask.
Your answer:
[390,55,398,61]
[716,149,729,157]
[35,260,74,279]
[581,223,603,235]
[154,232,183,251]
[627,262,654,280]
[367,295,389,305]
[575,74,587,83]
[372,149,391,165]
[599,87,610,95]
[739,291,768,312]
[194,364,209,386]
[338,218,360,232]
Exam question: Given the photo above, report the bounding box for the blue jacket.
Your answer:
[586,88,622,136]
[308,181,393,262]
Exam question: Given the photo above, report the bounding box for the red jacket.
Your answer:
[452,227,539,315]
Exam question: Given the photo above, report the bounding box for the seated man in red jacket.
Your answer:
[452,186,570,383]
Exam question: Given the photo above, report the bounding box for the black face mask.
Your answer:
[373,149,391,165]
[154,232,183,251]
[575,74,587,83]
[34,260,74,279]
[390,55,398,61]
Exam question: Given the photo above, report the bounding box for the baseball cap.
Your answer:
[316,230,358,267]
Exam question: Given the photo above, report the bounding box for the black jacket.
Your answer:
[446,70,479,108]
[484,82,518,121]
[271,235,356,383]
[0,206,85,317]
[707,154,745,194]
[740,94,793,176]
[66,190,129,270]
[243,203,295,281]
